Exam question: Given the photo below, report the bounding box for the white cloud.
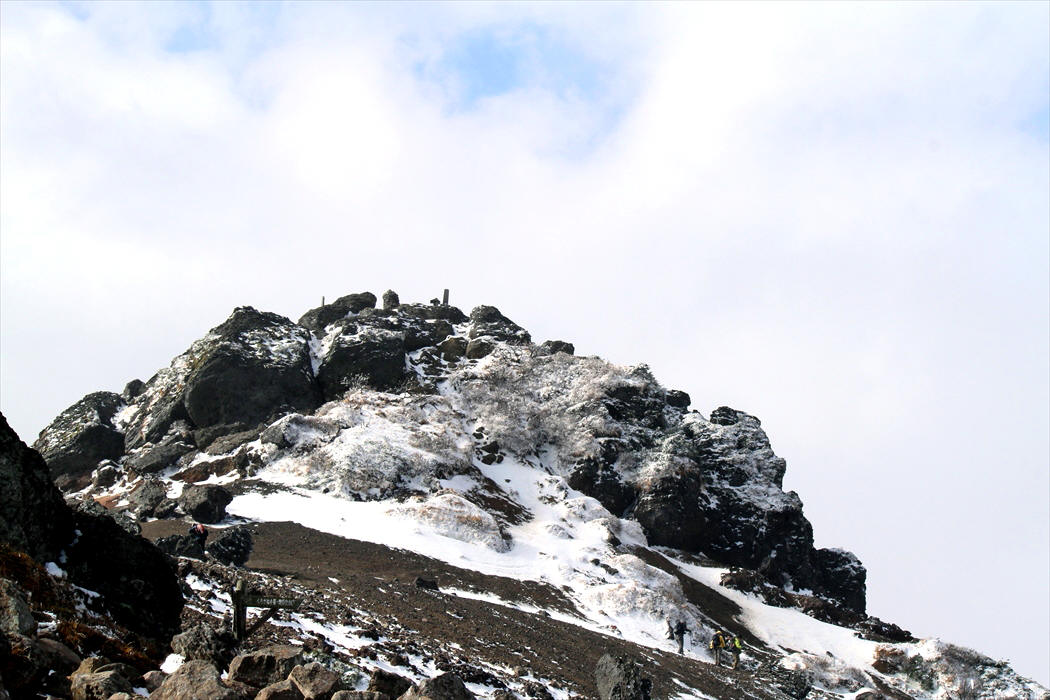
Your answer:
[1,0,1047,685]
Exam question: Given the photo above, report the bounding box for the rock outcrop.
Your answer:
[32,392,126,490]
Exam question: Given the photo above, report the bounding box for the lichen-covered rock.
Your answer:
[289,661,343,699]
[228,646,304,688]
[594,654,652,700]
[32,392,125,490]
[0,579,34,637]
[171,623,237,669]
[0,413,75,562]
[70,669,133,700]
[151,659,249,700]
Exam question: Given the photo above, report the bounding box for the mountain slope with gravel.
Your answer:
[6,290,1047,700]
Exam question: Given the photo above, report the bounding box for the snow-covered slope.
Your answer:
[36,292,1049,700]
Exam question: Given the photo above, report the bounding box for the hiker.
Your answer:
[666,617,689,654]
[731,634,743,669]
[189,522,208,550]
[709,629,729,666]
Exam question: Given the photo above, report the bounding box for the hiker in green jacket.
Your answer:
[731,634,743,669]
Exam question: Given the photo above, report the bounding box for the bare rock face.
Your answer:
[0,579,34,637]
[632,408,867,613]
[0,413,75,562]
[183,307,320,430]
[32,392,125,490]
[315,327,408,398]
[594,654,652,700]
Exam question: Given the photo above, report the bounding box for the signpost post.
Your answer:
[231,579,303,641]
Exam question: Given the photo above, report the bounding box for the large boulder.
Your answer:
[228,646,304,688]
[125,430,196,475]
[155,534,206,560]
[183,307,320,430]
[368,669,413,698]
[179,484,233,524]
[298,292,378,331]
[32,392,125,490]
[126,477,169,518]
[289,662,344,699]
[70,669,133,700]
[315,327,407,398]
[467,306,531,345]
[398,673,475,700]
[396,303,468,324]
[0,413,75,562]
[171,623,237,669]
[0,579,34,637]
[151,660,249,700]
[63,508,184,641]
[207,526,254,567]
[594,655,651,700]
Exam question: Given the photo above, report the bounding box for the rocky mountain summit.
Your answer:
[4,290,1047,700]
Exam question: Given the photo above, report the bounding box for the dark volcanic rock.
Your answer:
[467,306,531,345]
[315,328,407,398]
[594,654,652,700]
[33,392,125,489]
[537,340,574,356]
[126,433,196,474]
[665,390,690,409]
[357,311,454,353]
[397,303,468,324]
[183,307,320,430]
[122,379,146,402]
[0,579,34,637]
[465,338,495,359]
[567,458,636,517]
[439,336,468,362]
[298,292,378,331]
[126,477,169,518]
[156,534,206,560]
[368,669,413,698]
[632,409,866,613]
[811,548,866,615]
[67,496,142,536]
[0,413,75,561]
[65,507,183,641]
[382,290,400,310]
[207,526,254,567]
[179,484,233,524]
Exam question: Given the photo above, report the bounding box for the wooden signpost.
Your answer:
[231,579,303,641]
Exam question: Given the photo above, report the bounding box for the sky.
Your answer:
[1,0,1047,685]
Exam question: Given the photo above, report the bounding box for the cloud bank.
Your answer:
[2,0,1047,684]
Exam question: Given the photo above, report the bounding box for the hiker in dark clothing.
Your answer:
[189,522,208,550]
[666,617,689,654]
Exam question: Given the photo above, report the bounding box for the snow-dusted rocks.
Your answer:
[315,325,409,397]
[32,391,125,490]
[298,292,379,331]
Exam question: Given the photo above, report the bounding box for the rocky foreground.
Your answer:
[2,291,1047,700]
